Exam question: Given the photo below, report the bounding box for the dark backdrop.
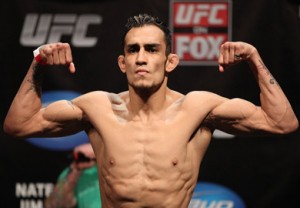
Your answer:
[1,0,300,207]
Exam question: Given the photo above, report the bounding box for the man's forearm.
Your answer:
[248,52,298,132]
[4,60,44,136]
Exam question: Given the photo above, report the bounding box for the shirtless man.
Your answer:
[4,14,298,208]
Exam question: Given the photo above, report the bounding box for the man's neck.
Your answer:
[127,85,171,121]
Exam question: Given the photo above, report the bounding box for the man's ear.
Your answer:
[118,55,126,73]
[166,54,179,72]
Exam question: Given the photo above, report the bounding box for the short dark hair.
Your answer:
[121,14,172,56]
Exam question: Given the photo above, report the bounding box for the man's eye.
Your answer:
[128,48,137,53]
[128,46,139,53]
[148,48,157,53]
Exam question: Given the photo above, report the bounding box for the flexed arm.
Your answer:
[208,42,298,134]
[3,43,85,138]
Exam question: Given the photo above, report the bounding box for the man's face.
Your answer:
[120,25,168,93]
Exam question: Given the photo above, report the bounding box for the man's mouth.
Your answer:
[136,69,149,75]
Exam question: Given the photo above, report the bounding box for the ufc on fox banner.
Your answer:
[170,0,232,66]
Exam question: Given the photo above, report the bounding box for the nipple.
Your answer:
[109,158,115,166]
[172,158,178,166]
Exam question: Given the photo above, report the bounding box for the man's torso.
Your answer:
[76,90,217,207]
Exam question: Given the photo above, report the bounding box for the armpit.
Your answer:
[201,113,217,131]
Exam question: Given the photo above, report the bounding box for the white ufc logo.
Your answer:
[20,13,102,47]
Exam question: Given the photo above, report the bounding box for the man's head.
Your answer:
[118,14,179,96]
[121,14,172,56]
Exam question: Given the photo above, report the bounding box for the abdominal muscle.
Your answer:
[101,167,192,207]
[99,148,197,208]
[89,124,206,208]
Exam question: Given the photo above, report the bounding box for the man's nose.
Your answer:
[136,49,147,65]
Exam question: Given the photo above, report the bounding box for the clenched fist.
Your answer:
[35,42,76,73]
[218,41,257,72]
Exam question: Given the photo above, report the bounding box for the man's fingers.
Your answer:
[38,46,47,64]
[218,44,224,70]
[34,43,75,73]
[52,45,60,65]
[222,44,229,65]
[56,43,66,65]
[37,43,72,64]
[44,48,54,65]
[229,45,235,63]
[218,65,225,72]
[64,43,73,64]
[219,42,249,72]
[69,62,76,73]
[219,43,229,72]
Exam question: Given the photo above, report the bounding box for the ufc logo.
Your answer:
[20,13,102,47]
[174,3,227,26]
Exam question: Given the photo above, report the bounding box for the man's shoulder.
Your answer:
[73,91,112,107]
[167,90,222,106]
[185,91,221,101]
[181,91,228,111]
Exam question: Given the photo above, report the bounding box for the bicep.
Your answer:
[207,98,274,134]
[29,99,86,137]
